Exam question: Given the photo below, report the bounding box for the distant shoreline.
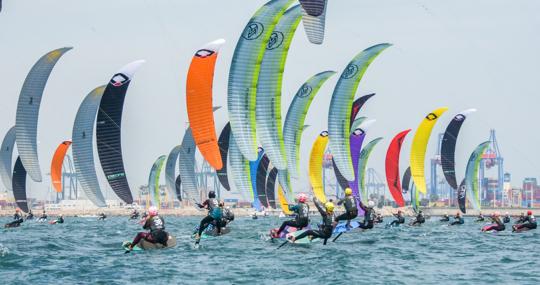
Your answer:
[1,207,538,217]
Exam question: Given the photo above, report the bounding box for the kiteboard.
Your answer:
[333,221,360,234]
[285,230,318,245]
[270,225,309,240]
[512,225,534,233]
[123,234,177,251]
[192,224,231,239]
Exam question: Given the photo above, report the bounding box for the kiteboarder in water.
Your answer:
[272,193,310,237]
[515,212,526,223]
[513,211,537,232]
[126,206,168,251]
[475,212,485,222]
[195,191,223,243]
[503,212,511,224]
[289,197,334,244]
[37,210,48,222]
[217,203,235,228]
[334,188,358,227]
[389,210,405,226]
[374,213,384,224]
[130,209,139,220]
[26,210,34,220]
[98,212,107,221]
[411,210,425,226]
[5,208,24,228]
[440,213,450,222]
[449,212,464,226]
[358,200,376,230]
[482,212,505,232]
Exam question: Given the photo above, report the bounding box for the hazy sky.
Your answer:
[1,0,539,201]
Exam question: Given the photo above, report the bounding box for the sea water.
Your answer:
[1,216,539,284]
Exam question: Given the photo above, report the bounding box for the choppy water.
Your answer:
[1,215,539,284]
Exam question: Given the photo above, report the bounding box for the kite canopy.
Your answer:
[348,119,375,201]
[328,44,391,181]
[357,137,383,202]
[229,132,254,206]
[402,166,412,194]
[255,153,270,208]
[12,157,29,213]
[249,148,264,210]
[256,5,302,170]
[299,0,328,44]
[441,109,477,190]
[148,155,167,208]
[96,60,145,204]
[216,123,231,191]
[385,129,411,207]
[16,47,73,182]
[227,0,294,161]
[410,107,448,194]
[277,184,292,215]
[465,141,490,211]
[178,128,200,204]
[309,131,329,203]
[165,145,182,201]
[283,71,335,180]
[0,126,16,191]
[50,141,72,193]
[187,39,225,170]
[266,167,279,209]
[72,86,107,207]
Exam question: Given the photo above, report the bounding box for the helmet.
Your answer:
[15,207,21,212]
[325,202,335,212]
[148,206,158,216]
[527,210,533,215]
[297,193,308,203]
[344,188,353,196]
[367,200,375,208]
[208,191,216,198]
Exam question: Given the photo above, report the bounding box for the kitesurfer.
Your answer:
[126,206,168,251]
[358,201,376,230]
[482,212,505,232]
[272,193,310,237]
[252,212,258,220]
[55,214,65,224]
[411,210,426,226]
[475,212,485,222]
[440,213,450,222]
[195,191,223,242]
[26,210,34,220]
[503,212,511,224]
[98,212,107,221]
[217,204,234,228]
[374,213,384,224]
[289,197,334,244]
[130,209,140,220]
[513,210,537,232]
[5,208,24,228]
[389,210,405,226]
[37,210,48,222]
[450,212,464,226]
[334,188,358,227]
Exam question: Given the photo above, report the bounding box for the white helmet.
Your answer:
[368,200,375,208]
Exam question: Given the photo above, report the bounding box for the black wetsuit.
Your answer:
[503,216,510,223]
[390,213,405,226]
[374,215,384,224]
[334,196,358,223]
[476,215,485,222]
[26,212,34,220]
[6,212,24,227]
[515,216,526,224]
[197,198,223,236]
[38,213,47,222]
[450,216,464,225]
[56,216,65,224]
[130,211,140,220]
[412,213,425,225]
[277,203,310,234]
[358,203,375,230]
[440,215,450,222]
[514,215,537,231]
[132,215,168,246]
[98,213,106,221]
[295,199,334,244]
[484,217,505,232]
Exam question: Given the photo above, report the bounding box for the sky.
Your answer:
[0,0,539,202]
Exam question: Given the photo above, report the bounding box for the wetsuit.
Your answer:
[38,213,47,222]
[475,215,485,222]
[450,216,464,225]
[130,211,140,220]
[98,213,106,221]
[197,198,223,236]
[440,215,450,222]
[503,215,510,223]
[132,215,168,246]
[358,203,375,230]
[375,214,384,224]
[483,216,505,232]
[515,215,526,224]
[26,212,34,220]
[276,203,310,235]
[514,215,537,231]
[294,199,334,244]
[411,212,425,226]
[334,196,358,223]
[389,213,405,226]
[55,216,65,224]
[5,212,24,227]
